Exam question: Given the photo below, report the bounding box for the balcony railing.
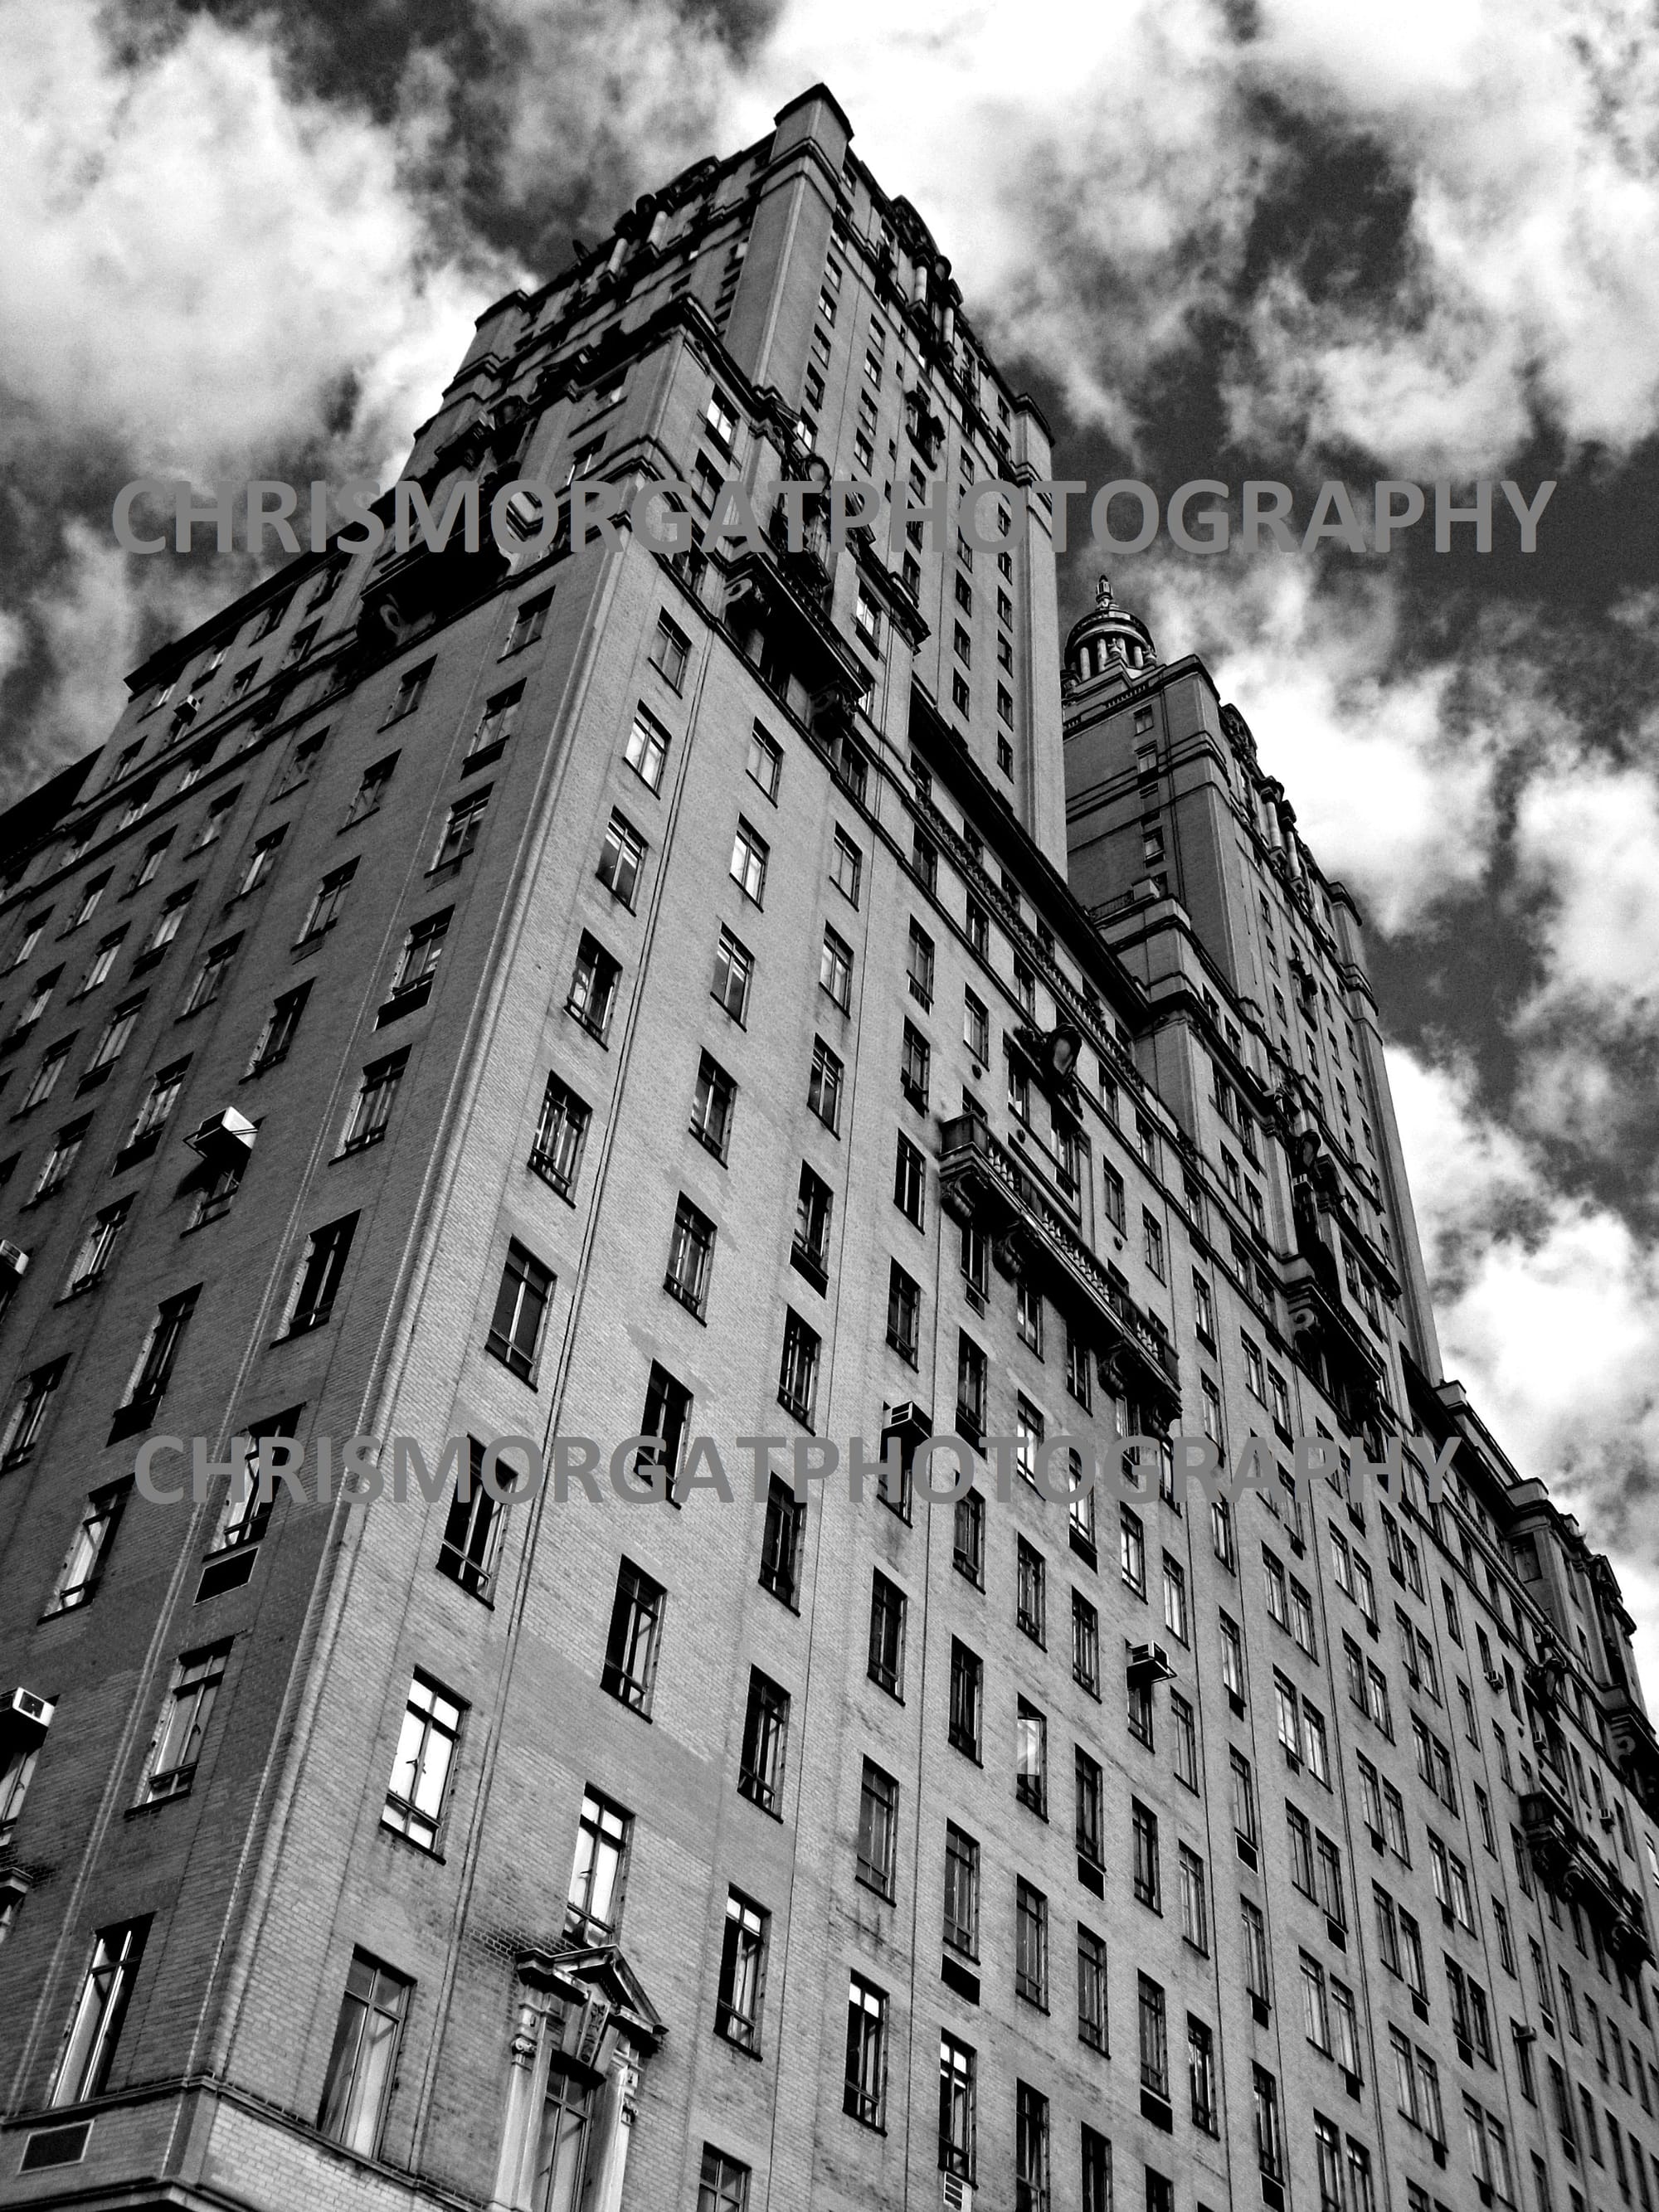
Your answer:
[937,1112,1180,1429]
[1520,1791,1654,1966]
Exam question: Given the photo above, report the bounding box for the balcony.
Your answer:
[937,1113,1180,1430]
[1282,1247,1383,1425]
[1520,1791,1654,1966]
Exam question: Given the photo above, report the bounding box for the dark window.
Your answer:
[954,1486,985,1584]
[298,862,356,944]
[49,1919,151,2109]
[665,1194,716,1318]
[484,1239,553,1379]
[437,1438,500,1600]
[715,1890,769,2052]
[1078,1930,1108,2052]
[868,1570,907,1698]
[341,1051,406,1153]
[712,928,752,1023]
[1016,2082,1050,2212]
[1017,1536,1047,1645]
[777,1308,820,1427]
[759,1474,805,1607]
[886,1261,919,1363]
[695,2146,749,2212]
[316,1950,409,2155]
[844,1975,888,2127]
[949,1638,983,1758]
[639,1361,692,1487]
[807,1036,843,1130]
[1133,1800,1160,1908]
[690,1052,735,1160]
[597,811,647,907]
[893,1134,926,1227]
[856,1758,899,1898]
[111,1288,199,1434]
[649,612,690,690]
[1016,1880,1049,2009]
[793,1164,833,1284]
[1138,1974,1169,2098]
[601,1559,664,1713]
[1016,1698,1047,1816]
[567,932,620,1041]
[530,1075,591,1197]
[739,1669,789,1815]
[901,1018,930,1109]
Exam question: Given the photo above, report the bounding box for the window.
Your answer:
[1016,2081,1050,2212]
[866,1570,907,1699]
[1016,1699,1047,1815]
[954,1485,985,1586]
[898,1018,931,1112]
[181,935,239,1015]
[1164,1554,1189,1641]
[1121,1505,1146,1595]
[937,1819,983,1962]
[1071,1587,1100,1696]
[436,1438,500,1601]
[715,1889,769,2052]
[565,1787,631,1942]
[830,826,862,907]
[276,1214,357,1339]
[712,927,752,1023]
[664,1194,715,1319]
[739,1668,789,1815]
[382,659,433,725]
[805,1034,843,1130]
[856,1758,899,1897]
[887,1261,920,1364]
[746,722,781,800]
[907,917,935,1007]
[729,817,768,905]
[341,1051,406,1154]
[649,611,689,689]
[599,1559,665,1714]
[939,2034,976,2180]
[963,987,990,1064]
[297,861,355,946]
[1138,1973,1170,2097]
[567,931,620,1041]
[1220,1610,1244,1698]
[50,1919,150,2108]
[382,912,450,1015]
[504,592,551,655]
[382,1672,462,1849]
[820,926,853,1009]
[142,1642,228,1801]
[777,1306,820,1427]
[465,685,521,770]
[695,2147,750,2212]
[893,1133,926,1227]
[1132,1799,1161,1908]
[596,812,647,907]
[1015,1877,1049,2008]
[1241,1898,1270,2012]
[1142,1209,1165,1280]
[111,1286,198,1435]
[342,756,397,829]
[843,1974,888,2127]
[46,1480,129,1612]
[1011,1534,1045,1644]
[625,705,669,792]
[19,1037,71,1112]
[531,1073,591,1196]
[1253,2066,1284,2184]
[1179,1845,1209,1951]
[759,1475,805,1607]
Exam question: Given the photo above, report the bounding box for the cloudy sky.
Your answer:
[3,0,1658,1684]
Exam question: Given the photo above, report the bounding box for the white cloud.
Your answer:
[0,2,513,485]
[1391,1048,1659,1697]
[1135,557,1499,933]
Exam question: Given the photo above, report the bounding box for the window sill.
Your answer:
[375,981,432,1028]
[377,1816,446,1864]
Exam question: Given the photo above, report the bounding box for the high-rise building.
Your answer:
[0,80,1656,2212]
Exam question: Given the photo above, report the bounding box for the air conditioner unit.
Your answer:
[187,1107,257,1159]
[0,1241,27,1281]
[0,1687,54,1740]
[1600,1809,1617,1832]
[941,2175,973,2212]
[1484,1668,1504,1690]
[1126,1641,1176,1683]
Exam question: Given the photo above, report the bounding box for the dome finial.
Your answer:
[1097,573,1113,611]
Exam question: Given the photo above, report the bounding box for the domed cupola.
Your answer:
[1064,575,1159,687]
